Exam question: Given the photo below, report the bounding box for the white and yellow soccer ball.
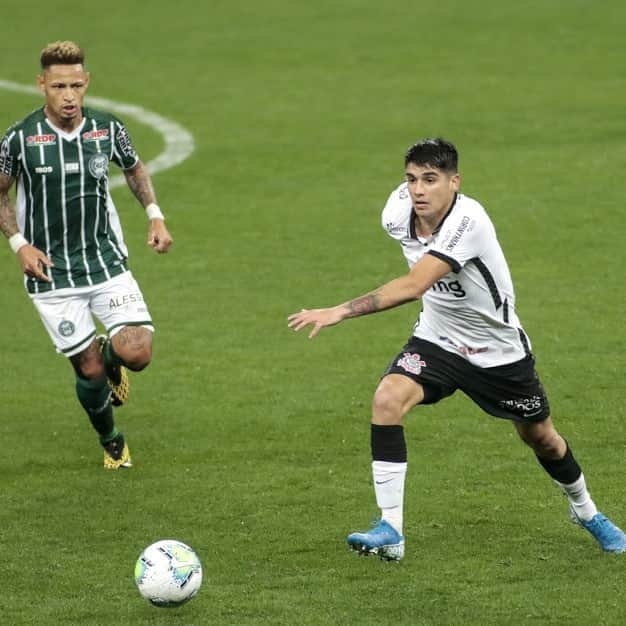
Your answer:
[134,539,203,607]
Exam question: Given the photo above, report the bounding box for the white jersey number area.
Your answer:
[381,184,531,368]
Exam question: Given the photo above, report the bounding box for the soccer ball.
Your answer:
[134,539,203,607]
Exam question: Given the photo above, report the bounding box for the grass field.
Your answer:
[1,1,626,624]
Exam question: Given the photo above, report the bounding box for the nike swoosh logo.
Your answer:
[375,479,394,485]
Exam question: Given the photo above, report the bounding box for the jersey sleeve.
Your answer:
[427,205,491,273]
[0,128,20,178]
[381,182,412,241]
[111,118,140,170]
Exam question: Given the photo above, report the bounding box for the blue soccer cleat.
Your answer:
[347,519,405,561]
[571,508,626,553]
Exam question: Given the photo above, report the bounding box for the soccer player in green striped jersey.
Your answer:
[0,41,174,469]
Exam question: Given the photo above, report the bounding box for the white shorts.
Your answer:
[30,271,154,357]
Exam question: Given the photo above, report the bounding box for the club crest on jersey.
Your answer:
[82,129,110,142]
[58,320,75,337]
[88,153,109,179]
[397,352,426,375]
[26,134,56,146]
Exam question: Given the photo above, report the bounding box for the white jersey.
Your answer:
[381,183,531,367]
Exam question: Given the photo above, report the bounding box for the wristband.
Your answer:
[8,232,28,254]
[145,203,165,220]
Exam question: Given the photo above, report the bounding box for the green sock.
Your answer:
[102,337,123,368]
[75,376,116,443]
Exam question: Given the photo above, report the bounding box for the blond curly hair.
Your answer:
[40,41,85,69]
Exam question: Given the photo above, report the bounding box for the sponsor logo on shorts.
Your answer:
[438,336,488,355]
[88,153,109,179]
[82,129,110,142]
[109,293,144,309]
[397,352,426,375]
[26,134,56,146]
[499,395,544,417]
[58,320,75,337]
[65,162,80,173]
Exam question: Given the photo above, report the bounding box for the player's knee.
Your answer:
[112,327,153,371]
[372,387,404,424]
[124,343,152,371]
[535,435,562,458]
[517,422,562,457]
[70,342,106,380]
[76,356,106,381]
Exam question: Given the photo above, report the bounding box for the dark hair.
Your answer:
[40,41,85,69]
[404,138,458,172]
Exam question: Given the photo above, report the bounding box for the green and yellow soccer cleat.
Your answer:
[108,364,129,407]
[97,335,130,406]
[103,433,132,469]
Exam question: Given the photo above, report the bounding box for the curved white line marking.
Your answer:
[0,79,194,188]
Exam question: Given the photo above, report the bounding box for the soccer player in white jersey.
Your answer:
[288,138,625,559]
[0,41,173,469]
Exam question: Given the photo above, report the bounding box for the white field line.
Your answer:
[0,78,194,188]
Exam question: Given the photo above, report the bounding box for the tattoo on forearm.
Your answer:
[124,162,156,208]
[0,186,18,238]
[348,292,382,317]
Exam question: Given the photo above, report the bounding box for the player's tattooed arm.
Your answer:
[0,173,18,238]
[344,254,453,319]
[125,161,173,253]
[0,171,53,280]
[288,282,415,339]
[341,272,429,319]
[124,160,157,208]
[345,291,383,317]
[288,256,449,339]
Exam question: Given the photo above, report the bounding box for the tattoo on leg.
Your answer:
[116,326,148,349]
[70,340,103,378]
[113,327,152,370]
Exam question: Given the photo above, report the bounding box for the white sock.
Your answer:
[556,473,598,522]
[372,460,407,535]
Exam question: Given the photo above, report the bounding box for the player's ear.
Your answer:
[451,173,461,191]
[84,71,90,88]
[36,73,45,94]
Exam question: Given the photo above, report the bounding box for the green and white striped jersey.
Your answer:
[0,106,140,293]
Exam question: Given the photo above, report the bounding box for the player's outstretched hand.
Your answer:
[147,219,173,254]
[17,244,53,281]
[287,307,344,339]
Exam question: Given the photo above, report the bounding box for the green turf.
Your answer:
[1,1,626,624]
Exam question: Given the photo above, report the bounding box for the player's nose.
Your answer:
[412,181,425,195]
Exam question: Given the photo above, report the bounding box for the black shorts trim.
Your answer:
[383,336,550,422]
